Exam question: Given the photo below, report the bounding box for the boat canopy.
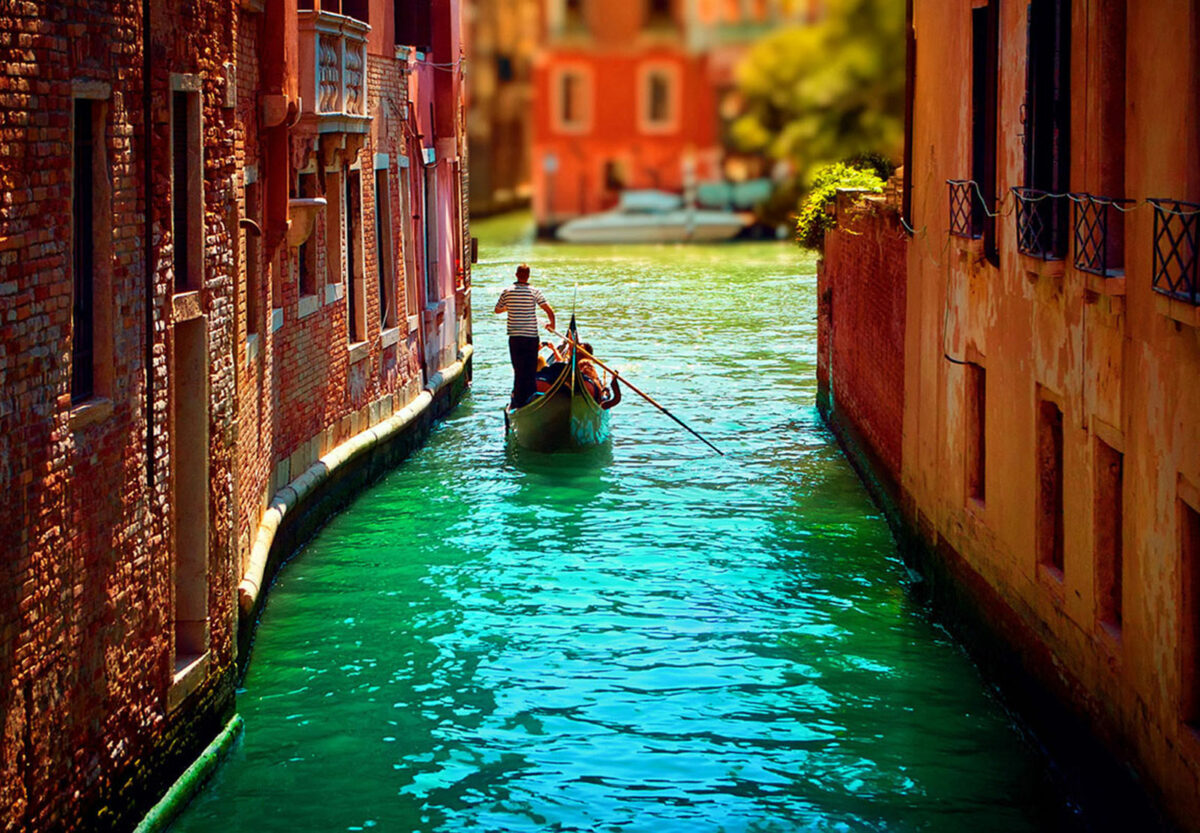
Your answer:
[617,190,683,213]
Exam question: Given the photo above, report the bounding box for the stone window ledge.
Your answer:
[953,236,984,261]
[298,294,321,319]
[167,651,209,713]
[69,397,114,431]
[348,341,369,365]
[172,290,203,322]
[246,333,260,364]
[1155,293,1200,328]
[1084,271,1125,297]
[325,282,344,305]
[1020,253,1066,284]
[380,326,401,349]
[272,307,284,332]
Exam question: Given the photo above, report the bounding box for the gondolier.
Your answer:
[495,264,556,408]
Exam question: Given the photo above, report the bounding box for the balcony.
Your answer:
[1150,198,1200,305]
[298,10,370,135]
[947,179,982,239]
[1012,187,1069,261]
[1071,193,1131,278]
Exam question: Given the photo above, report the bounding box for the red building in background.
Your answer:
[532,0,719,234]
[531,0,820,235]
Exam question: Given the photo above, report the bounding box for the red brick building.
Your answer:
[0,1,472,830]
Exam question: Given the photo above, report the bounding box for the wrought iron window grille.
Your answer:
[947,180,982,239]
[1150,198,1200,305]
[1012,187,1069,260]
[1071,193,1133,277]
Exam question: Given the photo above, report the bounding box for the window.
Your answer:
[1182,499,1200,728]
[401,159,420,320]
[172,316,209,671]
[394,0,432,49]
[338,0,368,21]
[604,159,627,192]
[646,70,672,126]
[1094,438,1123,636]
[72,99,96,404]
[564,0,586,30]
[1021,0,1071,258]
[639,64,678,133]
[375,167,396,331]
[646,0,672,25]
[1036,397,1065,578]
[971,0,1000,263]
[555,69,590,132]
[245,179,261,338]
[70,93,112,408]
[423,166,439,303]
[346,169,365,342]
[326,167,344,291]
[562,73,580,125]
[171,89,202,292]
[297,172,318,298]
[965,362,986,505]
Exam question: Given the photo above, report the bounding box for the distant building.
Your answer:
[819,2,1200,829]
[464,0,539,216]
[530,0,819,234]
[0,1,472,830]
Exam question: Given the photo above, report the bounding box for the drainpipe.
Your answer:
[143,0,154,491]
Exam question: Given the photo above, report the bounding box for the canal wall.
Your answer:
[819,191,1176,832]
[236,347,472,669]
[0,1,475,831]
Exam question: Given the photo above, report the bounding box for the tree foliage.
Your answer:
[732,0,906,188]
[794,162,883,250]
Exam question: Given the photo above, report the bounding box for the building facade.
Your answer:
[0,1,472,830]
[529,0,820,234]
[531,0,721,233]
[820,1,1200,828]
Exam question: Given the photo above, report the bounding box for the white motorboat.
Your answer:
[555,190,749,244]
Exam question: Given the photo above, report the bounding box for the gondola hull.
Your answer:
[506,365,611,452]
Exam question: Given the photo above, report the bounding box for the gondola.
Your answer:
[504,320,611,452]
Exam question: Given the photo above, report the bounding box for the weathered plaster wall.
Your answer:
[822,1,1200,829]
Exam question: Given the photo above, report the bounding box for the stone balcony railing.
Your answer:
[298,10,371,134]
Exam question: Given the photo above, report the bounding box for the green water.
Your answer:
[172,214,1074,832]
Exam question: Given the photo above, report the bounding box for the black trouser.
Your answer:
[508,335,540,407]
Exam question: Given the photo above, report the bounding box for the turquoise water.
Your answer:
[172,214,1073,832]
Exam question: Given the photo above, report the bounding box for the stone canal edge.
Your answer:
[135,344,473,833]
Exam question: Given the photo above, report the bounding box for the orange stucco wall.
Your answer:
[897,0,1200,827]
[531,47,719,224]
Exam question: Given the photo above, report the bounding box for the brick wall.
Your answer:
[819,190,908,487]
[1,3,471,832]
[0,1,242,831]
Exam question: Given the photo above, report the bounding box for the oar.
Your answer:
[546,328,725,457]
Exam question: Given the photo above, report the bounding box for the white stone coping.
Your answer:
[237,344,473,615]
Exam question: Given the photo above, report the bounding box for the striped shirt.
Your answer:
[495,283,547,337]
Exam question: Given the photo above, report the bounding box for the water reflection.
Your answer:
[171,216,1077,833]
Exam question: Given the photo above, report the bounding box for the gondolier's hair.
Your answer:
[516,263,530,280]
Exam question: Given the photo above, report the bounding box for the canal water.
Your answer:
[172,214,1075,832]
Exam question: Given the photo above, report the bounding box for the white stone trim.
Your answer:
[237,345,474,613]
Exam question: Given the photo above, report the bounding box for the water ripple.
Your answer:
[171,215,1075,833]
